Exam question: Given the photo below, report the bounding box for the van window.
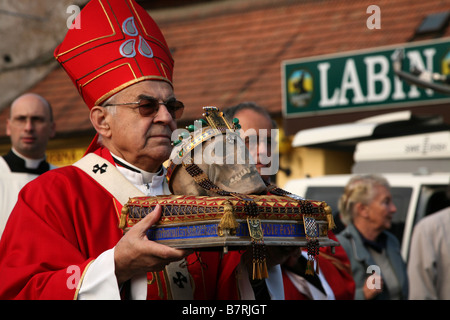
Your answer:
[425,188,450,216]
[305,186,413,244]
[415,186,450,225]
[305,187,345,233]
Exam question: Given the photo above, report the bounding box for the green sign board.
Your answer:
[282,38,450,118]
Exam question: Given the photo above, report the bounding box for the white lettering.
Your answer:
[366,5,381,30]
[407,49,436,97]
[366,265,382,289]
[364,55,391,102]
[318,62,340,107]
[316,48,438,108]
[259,129,279,176]
[339,59,366,105]
[182,304,216,317]
[66,265,81,290]
[170,127,278,175]
[66,5,81,29]
[392,73,407,100]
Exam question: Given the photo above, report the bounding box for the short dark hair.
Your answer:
[9,93,54,122]
[223,102,277,128]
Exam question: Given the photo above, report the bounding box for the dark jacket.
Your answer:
[336,224,408,300]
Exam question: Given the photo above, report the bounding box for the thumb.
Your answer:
[134,204,162,235]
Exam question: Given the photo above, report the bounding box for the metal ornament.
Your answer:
[303,215,320,275]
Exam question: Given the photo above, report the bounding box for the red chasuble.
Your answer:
[282,231,355,300]
[0,147,241,300]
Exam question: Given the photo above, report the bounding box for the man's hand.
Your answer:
[265,246,300,268]
[114,204,192,286]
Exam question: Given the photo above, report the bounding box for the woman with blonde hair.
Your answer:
[336,174,408,300]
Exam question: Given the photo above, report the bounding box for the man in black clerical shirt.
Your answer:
[0,93,56,236]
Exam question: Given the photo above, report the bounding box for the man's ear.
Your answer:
[90,106,111,138]
[49,121,56,139]
[6,119,11,137]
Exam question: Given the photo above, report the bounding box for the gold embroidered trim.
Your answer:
[94,75,173,106]
[73,259,95,300]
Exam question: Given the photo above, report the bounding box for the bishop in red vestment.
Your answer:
[0,146,242,299]
[0,0,248,300]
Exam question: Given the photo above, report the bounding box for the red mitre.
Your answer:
[54,0,174,110]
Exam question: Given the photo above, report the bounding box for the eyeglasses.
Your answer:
[104,97,184,119]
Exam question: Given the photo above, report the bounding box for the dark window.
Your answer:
[305,186,413,243]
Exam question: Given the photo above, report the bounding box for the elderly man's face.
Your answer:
[104,80,178,172]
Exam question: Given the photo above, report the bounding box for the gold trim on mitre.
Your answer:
[81,63,137,90]
[94,75,174,107]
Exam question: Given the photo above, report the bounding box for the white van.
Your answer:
[284,130,450,261]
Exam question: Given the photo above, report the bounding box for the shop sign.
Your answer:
[282,38,450,118]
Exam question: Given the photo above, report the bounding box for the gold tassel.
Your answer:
[118,203,129,230]
[325,205,336,230]
[260,259,269,279]
[218,201,239,236]
[305,259,314,276]
[247,218,268,280]
[252,259,261,280]
[251,252,269,280]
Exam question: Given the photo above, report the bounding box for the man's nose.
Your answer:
[154,105,173,124]
[24,118,34,131]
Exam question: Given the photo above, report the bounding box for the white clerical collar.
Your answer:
[11,148,45,169]
[110,152,165,196]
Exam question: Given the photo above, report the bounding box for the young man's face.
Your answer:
[7,94,55,159]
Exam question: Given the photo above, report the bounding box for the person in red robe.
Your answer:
[0,0,281,300]
[223,102,356,300]
[282,231,355,300]
[0,145,242,299]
